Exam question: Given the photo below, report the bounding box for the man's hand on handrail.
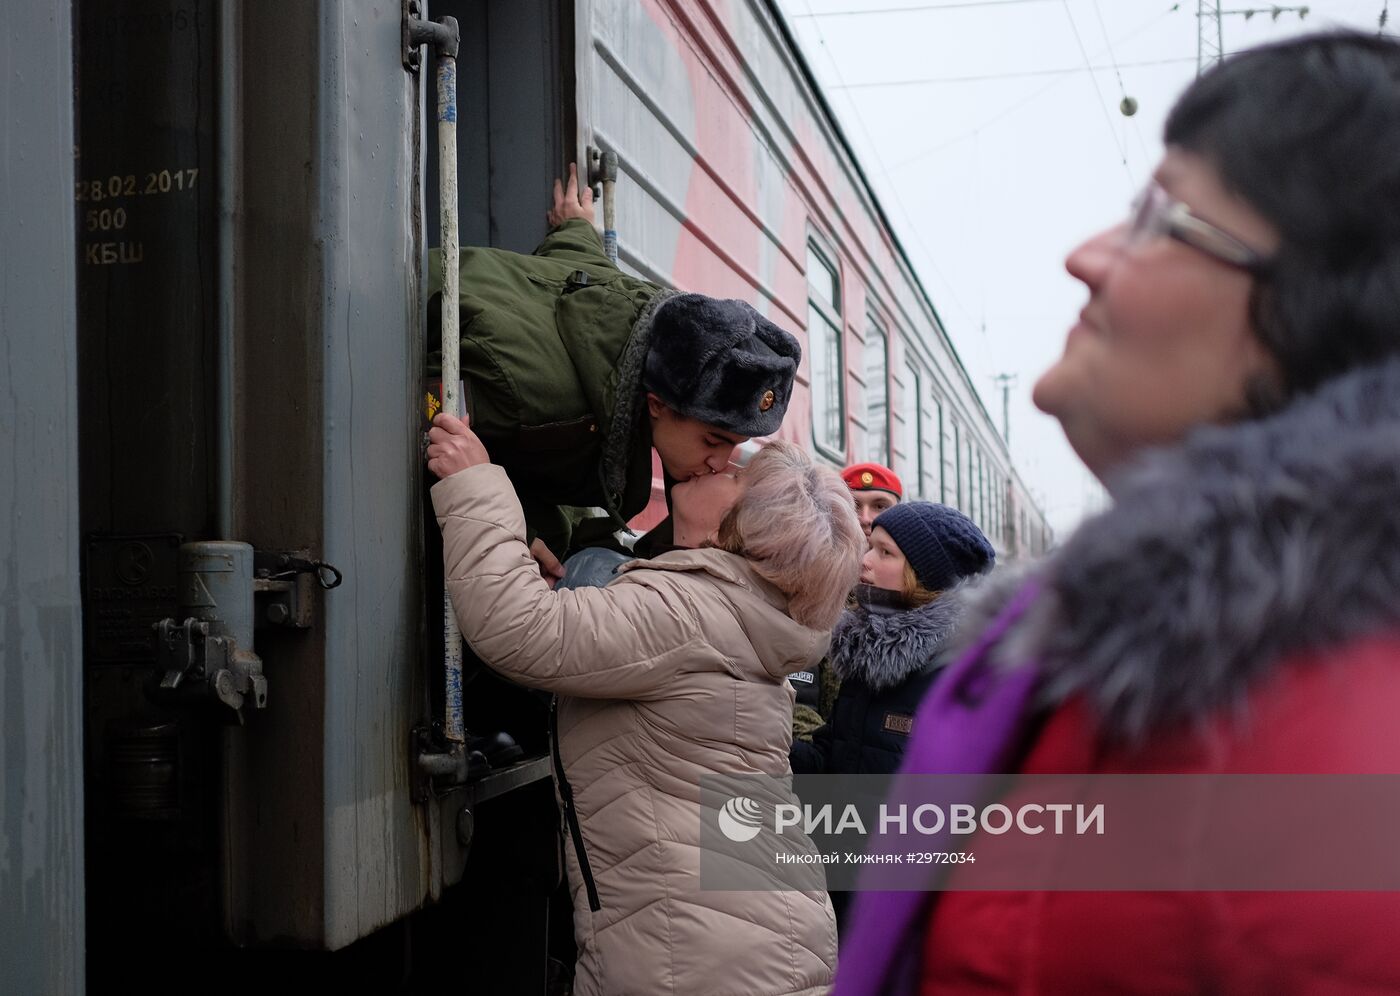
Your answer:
[547,163,596,228]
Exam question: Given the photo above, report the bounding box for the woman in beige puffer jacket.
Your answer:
[429,421,862,996]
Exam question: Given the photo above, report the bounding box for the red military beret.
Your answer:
[841,462,902,498]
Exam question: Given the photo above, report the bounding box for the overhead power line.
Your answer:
[1060,0,1133,180]
[793,0,1056,15]
[831,56,1196,88]
[1091,0,1154,162]
[886,3,1183,169]
[794,0,981,327]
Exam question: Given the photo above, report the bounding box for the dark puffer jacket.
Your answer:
[791,586,970,775]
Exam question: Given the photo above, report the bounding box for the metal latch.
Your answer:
[254,551,341,628]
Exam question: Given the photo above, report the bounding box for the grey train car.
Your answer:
[0,0,1051,992]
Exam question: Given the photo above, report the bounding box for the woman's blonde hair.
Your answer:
[714,441,863,630]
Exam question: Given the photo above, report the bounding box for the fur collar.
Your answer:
[602,288,679,512]
[829,584,974,692]
[963,356,1400,742]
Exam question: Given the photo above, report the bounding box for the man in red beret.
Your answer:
[841,462,903,540]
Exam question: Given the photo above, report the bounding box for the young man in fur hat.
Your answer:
[428,165,800,580]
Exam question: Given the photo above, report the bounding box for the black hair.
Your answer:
[1165,31,1400,399]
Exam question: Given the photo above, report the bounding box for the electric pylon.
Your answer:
[1198,0,1225,74]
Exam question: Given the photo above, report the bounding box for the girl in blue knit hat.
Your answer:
[791,501,994,778]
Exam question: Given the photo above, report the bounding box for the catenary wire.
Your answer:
[888,3,1182,168]
[831,55,1195,88]
[793,0,985,339]
[1091,0,1155,162]
[1061,0,1134,183]
[794,0,1059,16]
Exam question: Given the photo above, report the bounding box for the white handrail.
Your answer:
[435,44,464,745]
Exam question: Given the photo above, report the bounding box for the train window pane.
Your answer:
[900,361,922,492]
[807,244,839,311]
[811,311,845,456]
[974,451,985,526]
[953,421,963,509]
[933,397,946,503]
[921,393,938,500]
[978,450,987,529]
[965,438,974,517]
[975,450,983,527]
[963,437,974,515]
[864,317,889,466]
[992,473,1000,538]
[987,462,994,532]
[807,239,844,459]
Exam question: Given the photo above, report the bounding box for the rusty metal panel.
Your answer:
[232,0,429,950]
[0,2,85,992]
[230,1,329,946]
[315,0,430,950]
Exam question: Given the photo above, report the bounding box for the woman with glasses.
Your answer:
[838,31,1400,995]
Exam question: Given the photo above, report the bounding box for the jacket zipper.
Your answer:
[550,695,602,912]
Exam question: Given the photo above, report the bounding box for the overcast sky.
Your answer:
[775,0,1394,535]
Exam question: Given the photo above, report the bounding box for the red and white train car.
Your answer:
[574,0,1052,555]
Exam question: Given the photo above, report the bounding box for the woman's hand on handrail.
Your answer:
[427,411,491,479]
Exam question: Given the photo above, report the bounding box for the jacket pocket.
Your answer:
[492,415,604,503]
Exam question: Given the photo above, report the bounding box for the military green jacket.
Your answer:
[429,220,673,554]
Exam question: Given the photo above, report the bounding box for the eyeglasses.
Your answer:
[1127,180,1268,273]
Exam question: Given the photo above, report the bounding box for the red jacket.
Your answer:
[922,632,1400,995]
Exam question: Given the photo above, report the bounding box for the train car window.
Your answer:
[864,314,890,466]
[987,467,995,535]
[967,439,976,520]
[972,449,981,527]
[978,449,988,530]
[971,447,980,524]
[990,463,997,535]
[995,473,1003,539]
[921,391,939,500]
[992,472,1001,540]
[999,476,1007,541]
[807,242,846,459]
[899,359,923,494]
[953,421,963,510]
[934,397,948,504]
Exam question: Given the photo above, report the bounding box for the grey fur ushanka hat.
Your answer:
[643,294,801,437]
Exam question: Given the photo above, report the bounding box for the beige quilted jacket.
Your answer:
[434,465,838,995]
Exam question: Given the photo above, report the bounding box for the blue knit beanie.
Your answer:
[873,502,995,591]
